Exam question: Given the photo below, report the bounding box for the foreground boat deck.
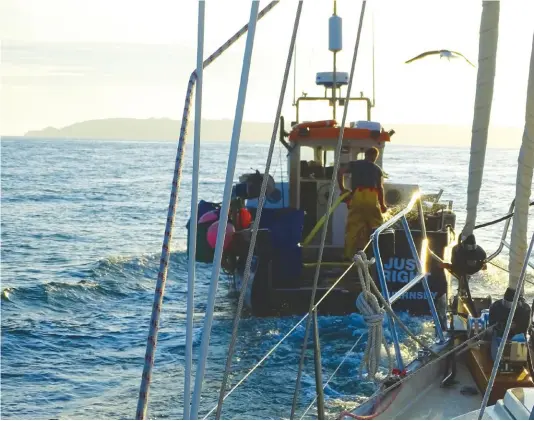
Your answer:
[398,359,481,419]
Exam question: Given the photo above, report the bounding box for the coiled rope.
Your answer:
[354,251,392,381]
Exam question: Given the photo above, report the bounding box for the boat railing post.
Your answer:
[400,208,445,342]
[372,232,404,370]
[370,191,449,370]
[417,196,427,239]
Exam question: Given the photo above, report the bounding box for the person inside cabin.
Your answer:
[337,147,387,260]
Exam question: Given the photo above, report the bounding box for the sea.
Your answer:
[1,137,533,420]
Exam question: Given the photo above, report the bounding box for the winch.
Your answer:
[450,234,487,276]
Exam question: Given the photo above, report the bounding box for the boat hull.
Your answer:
[232,229,453,318]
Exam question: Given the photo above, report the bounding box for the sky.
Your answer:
[1,0,533,137]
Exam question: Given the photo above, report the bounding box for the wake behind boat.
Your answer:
[135,1,534,420]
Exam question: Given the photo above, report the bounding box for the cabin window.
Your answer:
[325,150,335,166]
[300,146,314,162]
[300,147,336,180]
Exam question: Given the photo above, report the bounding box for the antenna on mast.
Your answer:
[329,0,342,120]
[372,7,376,108]
[293,43,297,106]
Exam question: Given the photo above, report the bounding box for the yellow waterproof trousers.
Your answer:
[344,189,384,260]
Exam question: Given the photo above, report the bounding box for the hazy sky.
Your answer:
[1,0,533,136]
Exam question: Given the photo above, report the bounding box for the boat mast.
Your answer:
[462,1,499,239]
[507,34,534,297]
[451,1,499,287]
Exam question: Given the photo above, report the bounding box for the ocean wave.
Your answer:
[1,250,190,307]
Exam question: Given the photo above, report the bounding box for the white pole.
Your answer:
[183,1,205,419]
[135,2,279,419]
[214,2,304,418]
[189,1,260,418]
[508,33,534,293]
[462,1,500,237]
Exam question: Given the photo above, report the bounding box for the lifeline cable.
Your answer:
[487,260,534,286]
[474,201,534,230]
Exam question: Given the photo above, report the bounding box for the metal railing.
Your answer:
[486,199,534,270]
[371,192,445,370]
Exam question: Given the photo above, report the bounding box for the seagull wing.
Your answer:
[405,50,441,64]
[450,51,476,67]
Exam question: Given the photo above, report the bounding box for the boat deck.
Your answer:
[397,359,482,419]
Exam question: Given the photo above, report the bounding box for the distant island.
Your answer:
[22,117,523,147]
[24,118,275,143]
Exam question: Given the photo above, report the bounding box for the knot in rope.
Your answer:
[353,251,392,382]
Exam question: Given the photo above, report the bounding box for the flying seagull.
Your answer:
[405,49,475,67]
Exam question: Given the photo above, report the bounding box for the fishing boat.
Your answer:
[135,1,534,420]
[186,10,456,320]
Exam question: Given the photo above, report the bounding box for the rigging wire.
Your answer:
[300,335,366,419]
[214,2,304,419]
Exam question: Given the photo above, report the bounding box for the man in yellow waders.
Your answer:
[337,147,387,260]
